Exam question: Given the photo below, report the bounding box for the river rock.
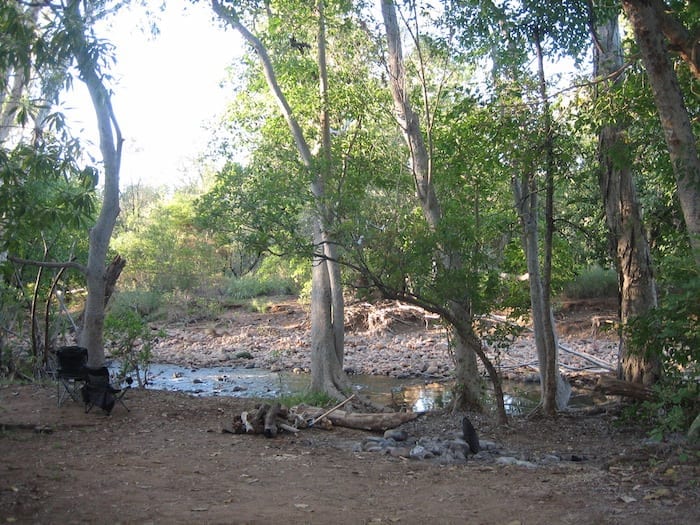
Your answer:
[384,429,408,441]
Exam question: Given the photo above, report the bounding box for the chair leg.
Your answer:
[116,392,130,412]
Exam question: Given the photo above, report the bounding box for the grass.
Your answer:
[277,390,337,408]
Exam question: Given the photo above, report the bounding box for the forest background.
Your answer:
[0,0,698,437]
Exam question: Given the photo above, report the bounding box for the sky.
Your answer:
[64,2,242,190]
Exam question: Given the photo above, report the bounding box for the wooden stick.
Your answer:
[309,394,356,427]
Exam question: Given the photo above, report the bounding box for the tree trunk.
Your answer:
[380,0,482,410]
[594,10,660,385]
[512,174,570,414]
[310,220,350,398]
[212,0,349,398]
[64,0,122,368]
[622,0,700,267]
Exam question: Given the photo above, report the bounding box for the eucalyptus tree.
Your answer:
[590,4,659,385]
[378,0,502,416]
[620,0,700,267]
[443,0,601,413]
[211,0,360,399]
[1,0,124,370]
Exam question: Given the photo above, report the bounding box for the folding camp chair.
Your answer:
[82,366,131,415]
[55,346,88,407]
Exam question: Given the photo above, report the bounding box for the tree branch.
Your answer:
[6,255,86,274]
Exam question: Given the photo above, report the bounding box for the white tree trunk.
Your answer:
[63,0,122,368]
[513,175,569,413]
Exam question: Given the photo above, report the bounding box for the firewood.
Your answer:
[296,405,420,432]
[277,422,300,434]
[264,403,281,438]
[241,411,255,433]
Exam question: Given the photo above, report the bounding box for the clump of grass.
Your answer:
[277,390,337,408]
[563,265,618,300]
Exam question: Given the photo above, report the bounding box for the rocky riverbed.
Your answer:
[145,298,619,382]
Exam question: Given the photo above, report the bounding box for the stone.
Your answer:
[384,429,408,442]
[496,456,537,468]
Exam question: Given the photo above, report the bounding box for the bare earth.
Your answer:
[1,299,698,524]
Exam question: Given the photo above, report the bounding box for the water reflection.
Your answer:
[127,363,604,414]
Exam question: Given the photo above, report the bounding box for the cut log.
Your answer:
[594,374,654,401]
[297,406,420,431]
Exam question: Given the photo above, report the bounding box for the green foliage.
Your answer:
[104,301,163,388]
[112,191,227,293]
[0,142,97,257]
[624,266,700,440]
[226,274,298,300]
[109,290,162,318]
[563,265,618,300]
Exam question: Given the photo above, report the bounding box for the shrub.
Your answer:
[624,269,700,440]
[563,265,618,300]
[226,274,298,300]
[104,307,162,388]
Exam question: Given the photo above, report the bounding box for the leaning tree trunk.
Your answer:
[380,0,482,410]
[594,10,660,385]
[622,0,700,268]
[212,0,349,398]
[64,0,122,368]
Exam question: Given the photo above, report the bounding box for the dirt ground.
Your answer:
[1,300,699,524]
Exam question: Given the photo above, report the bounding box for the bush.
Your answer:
[563,265,618,300]
[624,269,700,440]
[104,306,162,388]
[110,290,162,318]
[226,274,298,300]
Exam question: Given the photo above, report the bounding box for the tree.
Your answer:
[379,0,498,416]
[212,0,350,399]
[621,0,700,267]
[591,4,660,385]
[2,0,124,370]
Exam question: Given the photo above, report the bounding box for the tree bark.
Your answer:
[512,175,569,414]
[593,9,660,385]
[622,0,700,268]
[380,0,483,411]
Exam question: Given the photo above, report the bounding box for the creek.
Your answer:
[129,363,606,414]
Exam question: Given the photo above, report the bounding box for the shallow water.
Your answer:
[121,363,606,414]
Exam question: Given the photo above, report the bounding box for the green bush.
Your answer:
[624,269,700,440]
[104,307,162,388]
[226,274,298,300]
[563,265,618,300]
[110,290,162,318]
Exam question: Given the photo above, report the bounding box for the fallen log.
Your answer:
[594,374,654,401]
[234,403,293,436]
[296,405,420,432]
